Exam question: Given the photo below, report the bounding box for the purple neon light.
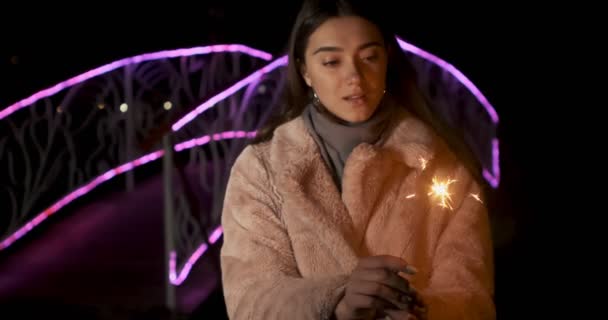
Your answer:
[171,55,288,131]
[0,50,275,281]
[209,227,223,243]
[0,44,273,121]
[174,130,257,152]
[0,150,165,250]
[0,130,256,251]
[396,37,501,187]
[0,51,273,250]
[482,138,500,188]
[396,37,499,124]
[169,226,223,286]
[166,131,255,285]
[2,39,502,290]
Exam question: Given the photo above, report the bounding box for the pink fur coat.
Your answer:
[220,108,495,319]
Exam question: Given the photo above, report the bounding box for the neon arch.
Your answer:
[0,39,500,287]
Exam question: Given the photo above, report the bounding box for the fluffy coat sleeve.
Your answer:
[220,145,349,320]
[419,164,496,320]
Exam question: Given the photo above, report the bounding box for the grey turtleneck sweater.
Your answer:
[302,100,395,191]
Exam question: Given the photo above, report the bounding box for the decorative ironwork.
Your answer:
[0,39,500,297]
[398,37,500,187]
[0,49,269,241]
[167,62,287,283]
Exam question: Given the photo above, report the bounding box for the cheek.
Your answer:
[312,72,340,95]
[368,65,388,88]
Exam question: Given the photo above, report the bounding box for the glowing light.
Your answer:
[396,37,500,188]
[419,157,428,171]
[119,103,128,113]
[0,44,273,120]
[396,37,498,124]
[0,150,165,250]
[169,226,223,286]
[428,177,457,210]
[482,138,500,188]
[406,194,416,199]
[0,131,255,251]
[209,227,223,243]
[97,104,105,110]
[470,193,483,203]
[0,39,503,291]
[163,101,172,110]
[171,55,288,131]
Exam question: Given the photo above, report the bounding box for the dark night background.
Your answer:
[1,1,591,318]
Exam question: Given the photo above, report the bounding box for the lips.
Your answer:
[343,93,366,100]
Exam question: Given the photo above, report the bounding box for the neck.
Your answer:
[302,98,395,189]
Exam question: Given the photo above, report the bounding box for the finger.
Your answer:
[360,255,416,274]
[408,287,427,309]
[401,265,418,275]
[350,280,412,310]
[405,289,427,320]
[355,268,412,295]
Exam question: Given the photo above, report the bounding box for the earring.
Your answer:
[312,91,321,106]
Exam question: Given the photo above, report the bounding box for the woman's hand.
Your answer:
[333,255,419,320]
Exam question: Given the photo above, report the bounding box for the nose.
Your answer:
[345,60,363,85]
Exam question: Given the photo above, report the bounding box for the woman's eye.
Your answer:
[322,60,338,66]
[364,55,379,62]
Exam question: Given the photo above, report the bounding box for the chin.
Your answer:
[331,101,379,123]
[343,111,374,123]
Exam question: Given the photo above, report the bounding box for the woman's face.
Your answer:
[301,16,388,123]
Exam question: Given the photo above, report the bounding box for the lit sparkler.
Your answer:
[428,177,457,210]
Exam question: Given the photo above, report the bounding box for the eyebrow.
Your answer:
[312,41,383,55]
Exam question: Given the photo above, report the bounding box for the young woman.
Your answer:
[220,1,495,319]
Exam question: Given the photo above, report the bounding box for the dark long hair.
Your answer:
[252,0,489,194]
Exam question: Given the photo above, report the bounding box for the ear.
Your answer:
[300,62,312,87]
